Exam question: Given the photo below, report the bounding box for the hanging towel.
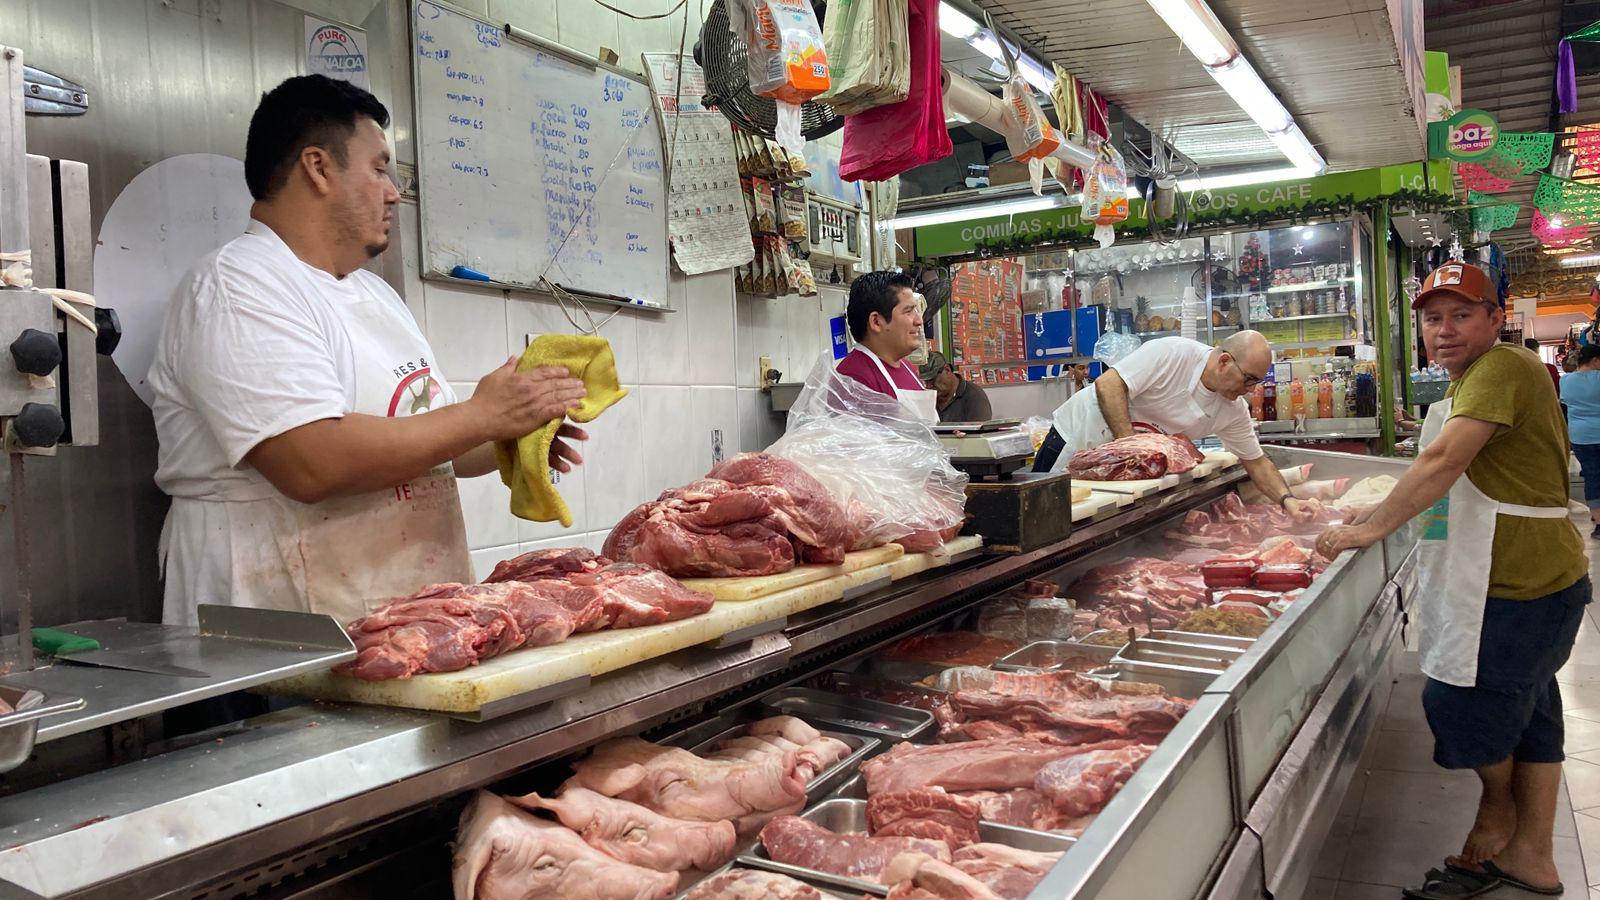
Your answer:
[495,334,628,526]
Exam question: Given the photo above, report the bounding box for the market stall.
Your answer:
[0,448,1414,900]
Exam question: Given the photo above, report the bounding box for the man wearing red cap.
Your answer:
[1319,262,1587,898]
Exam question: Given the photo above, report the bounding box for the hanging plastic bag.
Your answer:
[817,0,910,115]
[1080,135,1129,248]
[1002,73,1061,196]
[839,0,951,182]
[729,0,829,155]
[770,352,968,551]
[1093,331,1142,365]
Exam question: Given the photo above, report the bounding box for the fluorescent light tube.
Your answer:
[887,194,1069,230]
[1207,57,1291,134]
[1559,252,1600,267]
[1268,123,1326,173]
[938,2,981,40]
[967,34,1056,94]
[1145,0,1237,66]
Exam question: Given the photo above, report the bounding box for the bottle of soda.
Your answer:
[1263,378,1278,421]
[1250,382,1265,421]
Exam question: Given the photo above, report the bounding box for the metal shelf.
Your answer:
[1254,312,1355,324]
[1265,279,1351,294]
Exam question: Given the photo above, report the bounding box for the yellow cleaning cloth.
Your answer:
[495,334,628,526]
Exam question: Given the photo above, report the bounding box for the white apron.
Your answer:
[160,292,473,626]
[863,348,940,425]
[1413,397,1569,686]
[1046,384,1211,473]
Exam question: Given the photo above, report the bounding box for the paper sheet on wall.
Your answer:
[642,52,754,275]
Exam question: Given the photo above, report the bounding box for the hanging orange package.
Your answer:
[739,0,830,105]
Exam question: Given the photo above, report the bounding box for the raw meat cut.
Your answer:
[484,547,609,584]
[867,787,982,846]
[337,562,713,680]
[339,581,598,681]
[1035,744,1154,818]
[704,717,851,782]
[861,737,1141,796]
[564,737,808,833]
[759,815,951,880]
[937,691,1191,745]
[681,869,827,900]
[707,454,853,561]
[604,455,851,577]
[510,787,737,872]
[884,632,1021,667]
[452,791,677,900]
[1068,433,1204,481]
[881,852,1005,900]
[956,789,1073,833]
[950,844,1063,899]
[566,563,715,628]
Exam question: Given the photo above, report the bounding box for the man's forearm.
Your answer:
[453,442,501,479]
[1095,373,1135,439]
[1242,455,1292,502]
[247,403,491,504]
[1359,450,1461,539]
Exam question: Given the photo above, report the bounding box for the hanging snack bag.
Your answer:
[1002,73,1061,195]
[731,0,830,154]
[1080,136,1129,248]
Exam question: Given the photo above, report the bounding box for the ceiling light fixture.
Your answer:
[1143,0,1326,174]
[1558,251,1600,267]
[940,2,1057,94]
[886,193,1072,230]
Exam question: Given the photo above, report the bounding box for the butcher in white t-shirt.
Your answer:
[150,75,587,626]
[1033,332,1322,520]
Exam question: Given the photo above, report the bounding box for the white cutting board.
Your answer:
[1071,491,1122,522]
[886,534,984,581]
[678,545,904,600]
[1190,450,1240,478]
[1070,472,1181,497]
[264,542,980,714]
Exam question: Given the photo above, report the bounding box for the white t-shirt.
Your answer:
[1052,336,1262,461]
[150,220,468,624]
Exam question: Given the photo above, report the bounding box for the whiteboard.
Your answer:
[410,2,669,307]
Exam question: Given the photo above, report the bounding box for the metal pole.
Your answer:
[1371,202,1397,456]
[1396,241,1415,410]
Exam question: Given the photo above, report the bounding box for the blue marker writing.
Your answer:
[451,265,491,281]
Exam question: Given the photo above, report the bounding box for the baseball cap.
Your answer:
[918,350,949,383]
[1413,262,1496,309]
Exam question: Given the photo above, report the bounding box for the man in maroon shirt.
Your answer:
[835,270,930,403]
[1525,338,1560,394]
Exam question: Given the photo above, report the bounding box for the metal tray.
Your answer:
[864,657,953,687]
[0,686,84,774]
[1081,663,1214,700]
[1115,640,1239,672]
[994,640,1119,672]
[667,715,880,802]
[674,863,857,899]
[826,774,1079,849]
[1144,630,1257,651]
[759,688,936,743]
[813,670,950,703]
[738,797,1075,894]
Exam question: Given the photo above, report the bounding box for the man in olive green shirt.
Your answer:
[1319,262,1588,898]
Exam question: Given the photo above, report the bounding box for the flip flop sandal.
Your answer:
[1401,866,1502,899]
[1474,860,1563,895]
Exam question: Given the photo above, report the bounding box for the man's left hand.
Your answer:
[1316,523,1379,560]
[549,423,588,473]
[1283,497,1324,523]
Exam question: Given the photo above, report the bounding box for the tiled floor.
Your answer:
[1316,513,1600,899]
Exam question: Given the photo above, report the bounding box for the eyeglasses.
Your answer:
[1230,357,1268,388]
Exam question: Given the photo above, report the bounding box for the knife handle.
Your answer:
[31,627,100,654]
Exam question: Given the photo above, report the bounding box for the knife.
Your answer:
[31,628,210,679]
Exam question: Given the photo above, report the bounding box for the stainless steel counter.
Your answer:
[0,458,1414,900]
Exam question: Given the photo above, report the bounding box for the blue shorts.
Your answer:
[1423,575,1592,769]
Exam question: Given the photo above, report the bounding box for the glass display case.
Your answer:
[1014,219,1373,362]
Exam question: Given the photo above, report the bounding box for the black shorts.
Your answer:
[1423,575,1592,769]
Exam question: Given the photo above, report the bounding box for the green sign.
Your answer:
[913,161,1451,258]
[1428,108,1499,162]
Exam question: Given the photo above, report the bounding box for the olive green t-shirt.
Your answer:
[1445,344,1586,599]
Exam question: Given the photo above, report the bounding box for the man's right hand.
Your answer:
[470,357,586,441]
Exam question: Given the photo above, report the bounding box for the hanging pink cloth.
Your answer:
[838,0,951,182]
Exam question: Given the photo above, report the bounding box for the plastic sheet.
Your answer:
[1093,331,1142,365]
[770,352,969,551]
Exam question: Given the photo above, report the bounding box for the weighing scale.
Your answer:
[935,419,1036,480]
